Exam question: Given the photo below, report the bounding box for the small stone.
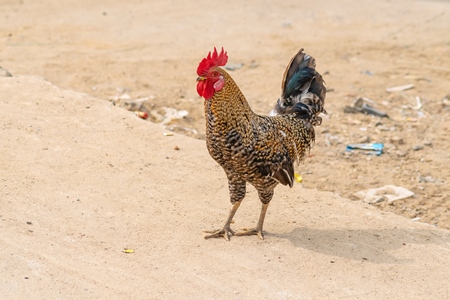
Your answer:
[443,96,450,107]
[362,70,374,76]
[424,176,436,183]
[248,60,259,69]
[390,136,404,145]
[0,66,13,77]
[174,145,180,150]
[396,151,407,157]
[376,125,390,131]
[418,175,437,183]
[358,136,371,143]
[412,145,423,151]
[224,63,244,71]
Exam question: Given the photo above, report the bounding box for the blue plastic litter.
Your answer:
[346,143,384,156]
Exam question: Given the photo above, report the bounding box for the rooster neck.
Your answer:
[205,92,255,135]
[204,71,255,127]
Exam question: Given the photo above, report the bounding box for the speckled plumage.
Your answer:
[200,48,326,240]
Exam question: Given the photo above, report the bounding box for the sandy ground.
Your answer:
[1,0,450,299]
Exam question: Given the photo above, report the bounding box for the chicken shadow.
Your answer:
[271,226,450,264]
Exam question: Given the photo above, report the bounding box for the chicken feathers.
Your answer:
[198,47,326,240]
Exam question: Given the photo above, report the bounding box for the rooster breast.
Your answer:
[205,101,306,189]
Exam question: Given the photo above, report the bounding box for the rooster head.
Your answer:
[196,47,228,100]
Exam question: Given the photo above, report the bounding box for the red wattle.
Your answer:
[197,81,205,97]
[197,80,215,100]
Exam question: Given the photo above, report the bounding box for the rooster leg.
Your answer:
[203,201,241,241]
[236,202,270,240]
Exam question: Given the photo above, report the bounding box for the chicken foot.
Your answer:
[203,201,241,241]
[235,202,269,240]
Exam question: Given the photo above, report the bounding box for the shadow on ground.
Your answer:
[273,227,450,264]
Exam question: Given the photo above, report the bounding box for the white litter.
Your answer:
[161,107,189,125]
[353,185,414,204]
[386,84,414,93]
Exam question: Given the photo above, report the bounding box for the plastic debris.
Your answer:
[346,143,384,156]
[418,175,438,183]
[161,107,189,125]
[122,248,135,254]
[294,173,303,183]
[407,96,422,110]
[135,111,148,119]
[343,97,388,117]
[403,75,431,82]
[386,84,414,93]
[353,185,414,204]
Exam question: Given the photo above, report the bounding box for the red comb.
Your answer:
[197,47,228,76]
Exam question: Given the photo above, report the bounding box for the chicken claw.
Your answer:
[235,203,268,240]
[203,227,235,241]
[236,228,264,240]
[203,202,241,241]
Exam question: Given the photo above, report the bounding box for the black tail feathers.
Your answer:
[273,48,326,126]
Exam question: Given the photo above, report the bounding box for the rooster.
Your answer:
[197,47,326,240]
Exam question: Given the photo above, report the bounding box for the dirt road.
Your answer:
[1,0,449,298]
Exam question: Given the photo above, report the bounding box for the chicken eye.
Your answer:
[211,71,219,77]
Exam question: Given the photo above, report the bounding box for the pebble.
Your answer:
[358,136,371,143]
[248,60,259,69]
[376,125,391,131]
[443,97,450,107]
[362,70,375,76]
[418,175,437,183]
[412,145,424,151]
[390,136,404,145]
[0,66,13,77]
[396,151,408,157]
[224,63,244,71]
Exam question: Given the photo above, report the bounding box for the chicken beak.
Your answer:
[197,76,206,82]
